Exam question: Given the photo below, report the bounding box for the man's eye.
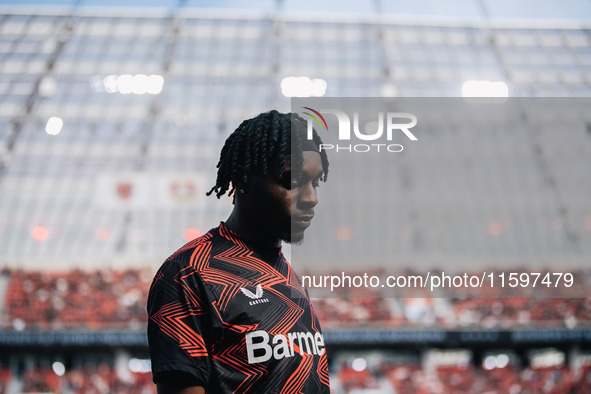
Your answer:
[283,177,320,190]
[280,178,297,189]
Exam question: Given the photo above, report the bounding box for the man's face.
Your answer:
[245,151,323,244]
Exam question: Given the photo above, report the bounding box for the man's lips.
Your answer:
[293,215,314,228]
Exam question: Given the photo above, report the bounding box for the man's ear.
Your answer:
[232,164,248,195]
[233,180,247,196]
[230,178,248,206]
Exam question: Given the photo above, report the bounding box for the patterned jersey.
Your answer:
[147,223,330,393]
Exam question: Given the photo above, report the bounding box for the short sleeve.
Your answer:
[147,258,214,385]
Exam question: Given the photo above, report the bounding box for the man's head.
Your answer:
[207,110,329,244]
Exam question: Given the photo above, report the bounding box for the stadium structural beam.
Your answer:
[0,2,81,185]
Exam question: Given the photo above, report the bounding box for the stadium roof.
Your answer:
[0,0,590,23]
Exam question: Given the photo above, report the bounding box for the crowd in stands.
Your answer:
[313,297,591,329]
[1,268,590,330]
[21,367,59,393]
[3,356,589,394]
[1,267,590,393]
[62,364,153,394]
[0,368,11,394]
[336,360,591,393]
[16,364,153,394]
[2,268,152,330]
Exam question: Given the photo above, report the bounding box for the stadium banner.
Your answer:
[93,172,209,209]
[3,328,591,347]
[291,98,590,298]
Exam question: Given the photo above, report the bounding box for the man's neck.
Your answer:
[224,209,282,249]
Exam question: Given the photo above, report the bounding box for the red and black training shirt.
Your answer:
[147,222,330,393]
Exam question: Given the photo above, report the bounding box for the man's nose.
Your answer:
[299,182,318,207]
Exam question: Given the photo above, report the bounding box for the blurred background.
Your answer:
[0,0,590,392]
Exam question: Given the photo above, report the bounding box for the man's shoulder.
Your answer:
[163,226,222,268]
[163,224,246,271]
[150,228,221,293]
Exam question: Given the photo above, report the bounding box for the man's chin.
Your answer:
[281,230,305,245]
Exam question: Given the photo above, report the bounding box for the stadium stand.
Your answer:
[0,1,590,392]
[16,363,153,394]
[332,352,591,393]
[2,268,591,330]
[3,354,591,394]
[3,268,151,330]
[0,368,11,394]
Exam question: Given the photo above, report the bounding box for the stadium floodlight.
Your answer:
[132,74,149,94]
[146,75,164,94]
[496,354,510,368]
[117,74,135,94]
[482,355,496,370]
[128,358,152,373]
[351,357,367,372]
[462,80,508,98]
[45,116,63,136]
[531,349,565,369]
[483,353,511,370]
[101,74,164,95]
[102,75,118,93]
[38,76,57,98]
[281,76,327,97]
[52,362,66,377]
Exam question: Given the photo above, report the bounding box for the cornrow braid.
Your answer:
[206,110,329,201]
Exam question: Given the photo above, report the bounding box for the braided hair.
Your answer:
[206,110,329,200]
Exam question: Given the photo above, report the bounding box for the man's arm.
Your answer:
[156,371,206,394]
[148,260,213,394]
